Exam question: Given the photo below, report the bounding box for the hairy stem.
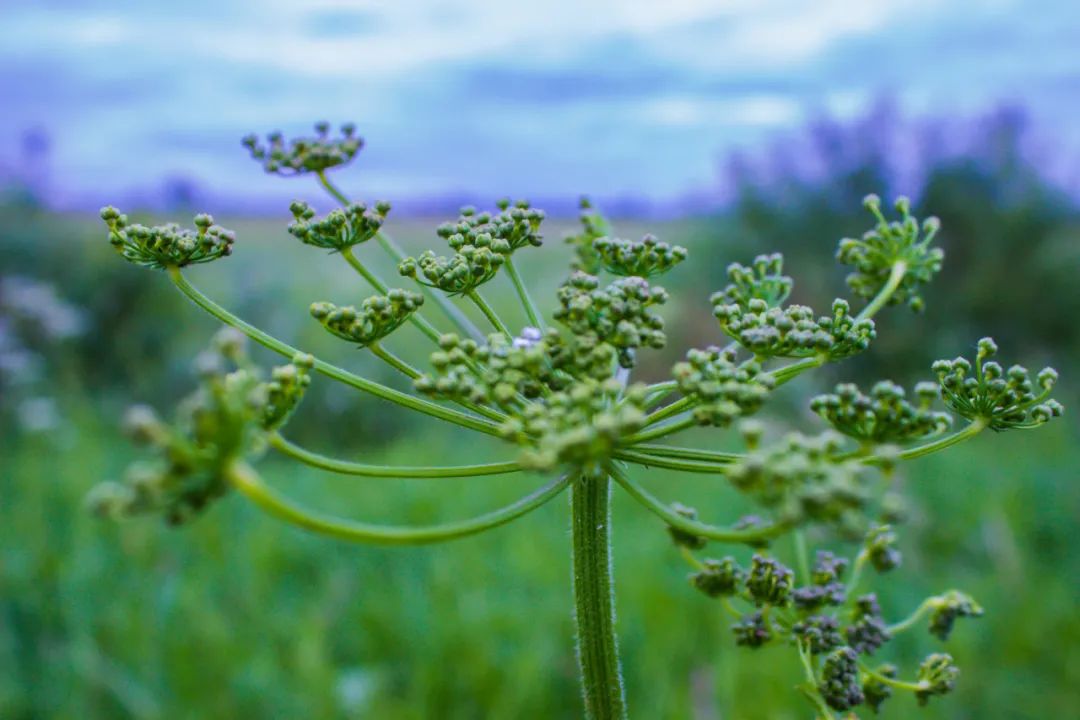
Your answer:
[226,459,569,544]
[168,268,502,436]
[505,255,545,330]
[467,289,513,339]
[268,433,522,478]
[571,471,627,720]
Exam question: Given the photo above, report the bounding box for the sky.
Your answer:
[1,0,1078,211]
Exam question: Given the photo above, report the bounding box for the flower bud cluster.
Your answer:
[862,664,897,713]
[502,379,649,472]
[287,200,389,251]
[689,556,745,598]
[564,196,611,274]
[810,380,951,445]
[242,122,362,175]
[101,207,234,269]
[712,253,793,309]
[672,346,773,426]
[554,273,668,370]
[590,234,687,278]
[437,200,545,254]
[845,593,891,655]
[932,337,1063,429]
[926,590,984,640]
[793,551,848,611]
[837,195,944,312]
[85,331,311,525]
[399,201,545,295]
[819,647,864,711]
[727,432,873,533]
[713,298,875,360]
[915,653,959,706]
[864,525,902,572]
[310,290,424,347]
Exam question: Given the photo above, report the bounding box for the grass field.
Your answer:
[2,211,1077,718]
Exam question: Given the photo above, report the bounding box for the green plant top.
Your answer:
[89,122,1065,720]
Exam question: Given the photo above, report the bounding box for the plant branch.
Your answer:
[856,260,908,322]
[168,268,502,436]
[226,459,569,544]
[607,464,790,545]
[316,170,483,340]
[467,289,513,339]
[505,255,545,330]
[612,449,730,475]
[267,433,522,478]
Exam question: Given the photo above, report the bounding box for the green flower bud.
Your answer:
[915,653,959,706]
[243,123,363,175]
[690,556,745,598]
[102,209,235,269]
[927,590,984,640]
[591,234,687,277]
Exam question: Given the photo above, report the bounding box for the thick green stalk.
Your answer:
[167,268,502,437]
[268,433,522,478]
[571,471,627,720]
[505,255,545,330]
[226,460,570,544]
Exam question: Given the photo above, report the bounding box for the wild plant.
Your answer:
[89,123,1063,719]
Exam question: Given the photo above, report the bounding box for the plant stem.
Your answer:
[641,396,694,427]
[857,260,908,322]
[168,268,502,437]
[769,356,824,387]
[607,464,790,544]
[893,419,986,460]
[467,289,513,339]
[340,248,444,345]
[267,433,522,478]
[316,170,483,340]
[505,255,545,330]
[631,444,743,464]
[226,459,570,544]
[612,449,730,474]
[571,471,627,720]
[370,342,421,379]
[887,598,934,635]
[793,529,810,584]
[622,415,696,444]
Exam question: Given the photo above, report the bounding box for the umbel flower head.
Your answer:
[564,196,612,273]
[837,194,944,312]
[85,330,312,525]
[933,337,1063,430]
[713,298,876,361]
[672,346,773,426]
[242,121,362,176]
[288,200,390,252]
[101,207,234,269]
[310,290,424,348]
[810,380,952,445]
[590,234,688,278]
[713,252,793,309]
[726,431,874,533]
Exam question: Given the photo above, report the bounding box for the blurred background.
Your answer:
[1,1,1077,718]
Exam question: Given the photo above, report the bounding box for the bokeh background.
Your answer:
[1,1,1078,718]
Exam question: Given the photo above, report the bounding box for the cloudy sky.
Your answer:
[1,0,1077,210]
